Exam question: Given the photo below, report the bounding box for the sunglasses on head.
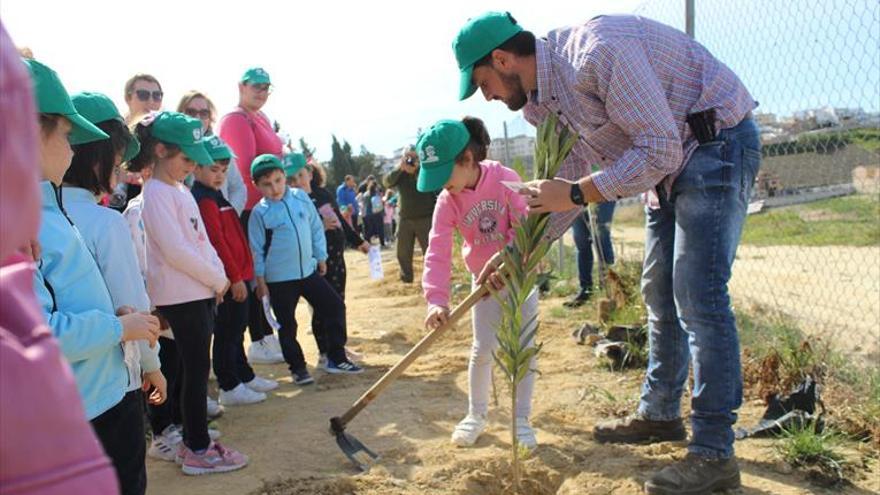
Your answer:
[249,83,272,94]
[133,89,163,102]
[184,108,211,119]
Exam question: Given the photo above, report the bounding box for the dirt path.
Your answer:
[611,226,880,356]
[146,249,879,495]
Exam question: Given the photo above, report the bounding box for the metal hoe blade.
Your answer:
[330,416,379,472]
[326,279,496,473]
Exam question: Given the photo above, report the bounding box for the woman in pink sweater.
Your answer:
[216,67,284,362]
[417,117,539,450]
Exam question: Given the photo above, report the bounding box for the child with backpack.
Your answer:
[248,154,364,384]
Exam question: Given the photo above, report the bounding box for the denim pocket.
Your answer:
[741,147,762,195]
[672,141,734,198]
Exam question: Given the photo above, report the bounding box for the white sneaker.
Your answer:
[219,383,267,406]
[148,425,182,462]
[206,396,224,419]
[451,413,488,447]
[169,424,219,440]
[516,416,537,450]
[248,339,284,364]
[264,334,283,354]
[244,375,278,393]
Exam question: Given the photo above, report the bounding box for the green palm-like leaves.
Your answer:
[492,114,577,493]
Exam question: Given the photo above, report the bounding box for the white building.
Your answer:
[488,135,536,163]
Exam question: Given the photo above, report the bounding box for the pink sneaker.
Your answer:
[174,442,186,466]
[180,442,248,475]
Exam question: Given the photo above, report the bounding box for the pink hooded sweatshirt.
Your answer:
[422,161,528,308]
[0,23,119,495]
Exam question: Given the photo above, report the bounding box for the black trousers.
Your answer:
[92,390,146,495]
[268,272,347,372]
[157,298,215,451]
[241,209,272,343]
[364,213,385,246]
[147,336,182,435]
[214,292,256,391]
[311,235,348,354]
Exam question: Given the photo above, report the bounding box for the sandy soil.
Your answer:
[146,249,879,495]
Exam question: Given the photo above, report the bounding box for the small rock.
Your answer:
[773,461,794,475]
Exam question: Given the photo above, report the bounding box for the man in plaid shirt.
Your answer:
[455,12,761,494]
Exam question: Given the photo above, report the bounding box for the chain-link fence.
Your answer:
[546,0,880,356]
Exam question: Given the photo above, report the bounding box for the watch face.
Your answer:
[570,183,585,205]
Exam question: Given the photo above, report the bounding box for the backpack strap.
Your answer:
[254,210,273,257]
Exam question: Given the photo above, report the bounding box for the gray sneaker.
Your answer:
[593,414,686,444]
[645,454,740,494]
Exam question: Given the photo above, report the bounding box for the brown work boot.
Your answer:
[644,454,741,494]
[593,414,686,444]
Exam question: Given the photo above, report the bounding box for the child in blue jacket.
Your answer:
[27,58,160,495]
[247,155,363,384]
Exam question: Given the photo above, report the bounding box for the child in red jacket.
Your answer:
[192,136,278,406]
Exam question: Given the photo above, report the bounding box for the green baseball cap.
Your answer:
[283,153,307,177]
[250,154,284,180]
[453,11,523,100]
[201,135,234,163]
[24,59,109,145]
[415,119,470,192]
[71,92,141,162]
[241,67,270,85]
[151,112,213,165]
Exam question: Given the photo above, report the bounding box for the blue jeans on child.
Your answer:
[637,117,761,459]
[571,201,616,293]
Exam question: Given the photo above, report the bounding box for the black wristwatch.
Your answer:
[570,182,586,206]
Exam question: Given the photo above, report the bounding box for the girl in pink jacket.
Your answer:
[417,117,539,450]
[137,112,248,476]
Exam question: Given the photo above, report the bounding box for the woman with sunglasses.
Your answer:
[217,67,285,365]
[123,73,163,125]
[114,74,164,210]
[178,91,246,215]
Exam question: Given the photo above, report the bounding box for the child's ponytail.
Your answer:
[460,116,491,163]
[126,112,179,173]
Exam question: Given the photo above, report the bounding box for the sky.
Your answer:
[3,0,877,160]
[1,0,639,159]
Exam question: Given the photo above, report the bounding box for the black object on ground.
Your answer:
[736,376,823,440]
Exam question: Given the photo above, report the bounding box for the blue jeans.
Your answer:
[571,202,616,292]
[637,118,761,459]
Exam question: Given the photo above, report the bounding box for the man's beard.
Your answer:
[500,71,528,111]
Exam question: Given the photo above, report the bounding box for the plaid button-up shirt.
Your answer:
[522,15,756,238]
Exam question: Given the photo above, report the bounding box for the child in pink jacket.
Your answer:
[138,112,247,475]
[417,117,539,450]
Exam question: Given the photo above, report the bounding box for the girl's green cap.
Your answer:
[71,91,140,161]
[201,135,234,162]
[250,154,284,180]
[415,119,470,192]
[283,153,307,177]
[24,59,109,145]
[151,112,213,165]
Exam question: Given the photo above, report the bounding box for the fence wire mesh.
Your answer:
[550,0,880,356]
